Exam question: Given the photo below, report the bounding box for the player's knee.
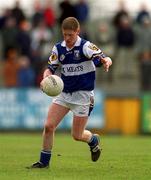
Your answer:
[44,123,55,135]
[72,133,82,141]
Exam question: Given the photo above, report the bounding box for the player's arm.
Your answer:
[83,42,112,72]
[43,45,60,79]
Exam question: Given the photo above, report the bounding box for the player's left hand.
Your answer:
[101,57,112,72]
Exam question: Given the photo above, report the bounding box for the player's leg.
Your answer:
[72,115,91,142]
[71,114,101,162]
[42,103,69,149]
[29,103,69,168]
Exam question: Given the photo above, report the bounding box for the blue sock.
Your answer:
[88,135,98,147]
[40,150,51,165]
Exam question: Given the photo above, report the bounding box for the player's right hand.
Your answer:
[101,57,112,72]
[43,68,53,79]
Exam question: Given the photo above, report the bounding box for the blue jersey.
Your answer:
[48,36,106,93]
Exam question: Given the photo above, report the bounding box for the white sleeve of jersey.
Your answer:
[48,45,59,65]
[48,45,60,73]
[83,41,102,59]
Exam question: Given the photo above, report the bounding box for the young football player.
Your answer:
[28,17,112,168]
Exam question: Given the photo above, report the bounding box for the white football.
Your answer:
[41,75,64,96]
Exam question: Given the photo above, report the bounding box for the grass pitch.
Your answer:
[0,133,151,180]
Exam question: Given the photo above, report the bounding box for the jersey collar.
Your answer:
[61,36,81,50]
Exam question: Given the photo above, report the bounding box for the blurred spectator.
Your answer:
[3,47,20,87]
[32,0,43,28]
[116,16,135,47]
[11,0,26,26]
[0,32,3,60]
[95,21,115,81]
[136,3,150,25]
[139,51,151,91]
[17,56,35,87]
[114,16,135,79]
[135,16,151,91]
[43,1,56,32]
[74,0,89,24]
[112,0,129,29]
[31,20,53,59]
[0,9,12,30]
[74,0,89,39]
[135,16,151,56]
[0,61,4,86]
[16,20,32,59]
[96,21,115,59]
[58,0,76,25]
[1,17,18,58]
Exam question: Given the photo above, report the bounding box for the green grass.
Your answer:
[0,133,151,180]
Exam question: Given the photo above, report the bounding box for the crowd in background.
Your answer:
[0,0,151,92]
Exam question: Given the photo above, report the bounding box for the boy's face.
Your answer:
[62,29,80,48]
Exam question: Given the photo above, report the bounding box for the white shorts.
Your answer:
[52,91,94,117]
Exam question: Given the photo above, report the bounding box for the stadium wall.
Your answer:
[0,88,151,134]
[105,97,141,135]
[0,88,104,130]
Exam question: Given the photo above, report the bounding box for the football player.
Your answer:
[28,17,112,168]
